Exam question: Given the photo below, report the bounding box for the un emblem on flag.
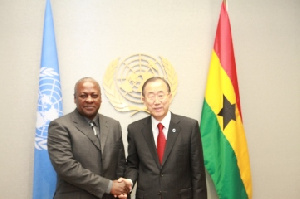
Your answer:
[35,67,63,150]
[103,53,178,115]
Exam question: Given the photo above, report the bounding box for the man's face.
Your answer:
[74,81,101,120]
[142,80,172,121]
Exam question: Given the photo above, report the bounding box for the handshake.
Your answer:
[111,178,132,198]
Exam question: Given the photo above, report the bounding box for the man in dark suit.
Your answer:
[125,77,207,199]
[48,77,131,199]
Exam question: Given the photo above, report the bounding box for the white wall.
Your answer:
[0,0,299,198]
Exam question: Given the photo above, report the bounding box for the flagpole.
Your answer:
[223,0,228,11]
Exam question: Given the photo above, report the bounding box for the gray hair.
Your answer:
[73,77,100,96]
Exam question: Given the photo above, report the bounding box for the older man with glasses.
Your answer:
[125,77,207,199]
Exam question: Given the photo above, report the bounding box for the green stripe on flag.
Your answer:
[201,99,248,199]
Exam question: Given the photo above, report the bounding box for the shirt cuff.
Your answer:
[106,180,113,194]
[127,179,133,193]
[127,179,133,185]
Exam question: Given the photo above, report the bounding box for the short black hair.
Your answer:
[141,77,171,97]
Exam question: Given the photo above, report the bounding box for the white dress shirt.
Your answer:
[151,111,171,147]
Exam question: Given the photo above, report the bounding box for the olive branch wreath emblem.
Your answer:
[103,54,177,116]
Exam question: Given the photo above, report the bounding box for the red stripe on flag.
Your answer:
[213,2,242,120]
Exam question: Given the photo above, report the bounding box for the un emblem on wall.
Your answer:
[103,53,178,115]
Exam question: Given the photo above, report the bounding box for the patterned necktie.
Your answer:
[157,123,166,164]
[89,121,98,136]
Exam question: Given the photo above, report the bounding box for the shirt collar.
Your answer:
[84,114,99,127]
[152,111,171,130]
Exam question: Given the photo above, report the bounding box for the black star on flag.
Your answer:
[218,95,236,130]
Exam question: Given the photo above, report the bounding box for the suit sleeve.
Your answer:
[116,122,127,178]
[125,124,139,186]
[191,121,207,199]
[48,120,110,198]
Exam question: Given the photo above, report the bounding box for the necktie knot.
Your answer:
[89,121,95,127]
[157,122,164,132]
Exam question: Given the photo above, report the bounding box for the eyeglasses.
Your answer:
[145,92,169,102]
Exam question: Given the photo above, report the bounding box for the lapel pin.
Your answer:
[172,128,176,133]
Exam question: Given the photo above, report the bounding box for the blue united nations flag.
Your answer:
[33,0,63,198]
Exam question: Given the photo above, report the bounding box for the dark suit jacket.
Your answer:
[48,109,126,199]
[126,113,207,199]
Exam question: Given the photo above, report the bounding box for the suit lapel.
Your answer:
[71,110,101,151]
[142,117,161,166]
[99,115,108,153]
[162,113,181,165]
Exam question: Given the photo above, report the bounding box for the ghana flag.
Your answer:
[200,2,252,199]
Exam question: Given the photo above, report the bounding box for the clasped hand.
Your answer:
[111,178,132,198]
